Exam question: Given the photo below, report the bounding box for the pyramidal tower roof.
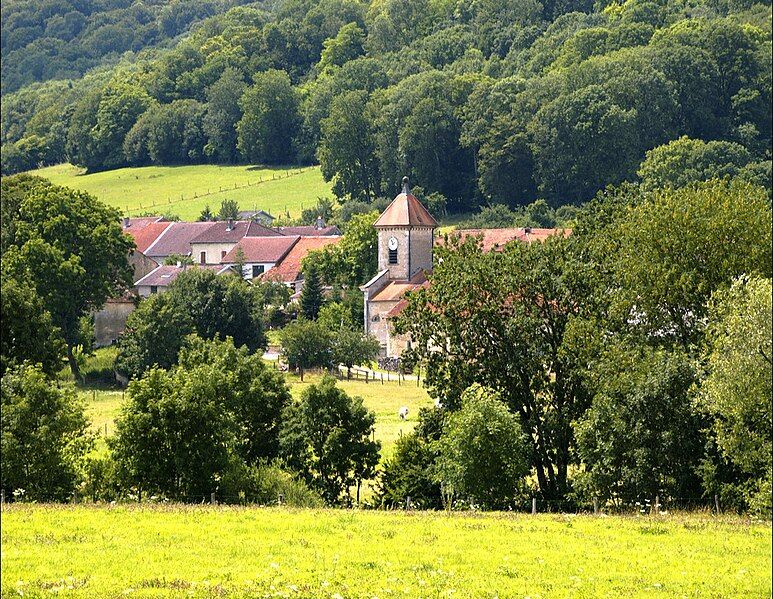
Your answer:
[374,177,439,228]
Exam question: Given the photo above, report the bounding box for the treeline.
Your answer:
[0,0,260,94]
[2,0,771,212]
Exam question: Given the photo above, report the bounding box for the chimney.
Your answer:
[315,215,325,230]
[226,218,234,231]
[122,217,130,228]
[402,176,410,194]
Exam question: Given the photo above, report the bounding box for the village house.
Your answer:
[188,219,279,265]
[362,178,570,357]
[221,235,300,280]
[134,263,230,297]
[261,235,342,295]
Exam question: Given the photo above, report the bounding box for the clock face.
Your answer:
[388,236,399,251]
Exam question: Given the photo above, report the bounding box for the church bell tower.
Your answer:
[374,177,438,281]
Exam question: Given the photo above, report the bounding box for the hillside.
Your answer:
[0,0,262,95]
[29,163,333,220]
[2,0,770,213]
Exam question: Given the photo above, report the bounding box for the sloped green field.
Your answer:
[2,504,770,598]
[26,164,333,221]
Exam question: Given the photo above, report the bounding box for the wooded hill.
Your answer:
[2,0,771,213]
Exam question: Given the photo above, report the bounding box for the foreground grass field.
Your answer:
[27,163,333,221]
[2,505,770,598]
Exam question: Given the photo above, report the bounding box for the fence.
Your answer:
[125,167,313,215]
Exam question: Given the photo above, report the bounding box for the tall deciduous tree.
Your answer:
[612,179,772,348]
[395,234,600,499]
[318,90,381,201]
[2,178,134,377]
[701,275,772,510]
[237,69,300,164]
[1,364,92,501]
[279,376,379,504]
[278,318,332,381]
[203,67,246,163]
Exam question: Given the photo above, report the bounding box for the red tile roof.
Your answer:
[370,271,428,302]
[375,187,438,228]
[125,221,172,253]
[262,236,342,283]
[144,222,215,258]
[439,228,571,252]
[222,236,299,264]
[189,220,278,244]
[134,263,226,287]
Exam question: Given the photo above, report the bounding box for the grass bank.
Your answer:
[26,163,332,221]
[1,504,769,598]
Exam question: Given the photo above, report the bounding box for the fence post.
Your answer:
[654,495,660,515]
[406,496,411,510]
[1,489,5,505]
[532,497,537,515]
[714,494,720,514]
[210,492,216,505]
[278,493,284,506]
[593,497,599,515]
[138,489,141,503]
[381,373,383,385]
[365,371,368,384]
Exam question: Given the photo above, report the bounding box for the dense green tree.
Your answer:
[2,179,133,377]
[1,364,92,501]
[309,211,378,287]
[203,67,246,163]
[299,262,324,320]
[576,345,703,504]
[700,275,772,512]
[279,376,379,504]
[217,198,239,221]
[638,136,755,191]
[331,327,380,378]
[395,234,601,499]
[115,269,266,379]
[612,179,772,348]
[435,386,530,509]
[0,271,64,377]
[111,335,290,500]
[318,90,381,201]
[237,69,300,164]
[318,22,365,72]
[278,318,333,381]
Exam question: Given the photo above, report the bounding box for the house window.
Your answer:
[150,286,158,294]
[200,251,206,265]
[252,265,265,278]
[221,250,227,260]
[388,248,398,264]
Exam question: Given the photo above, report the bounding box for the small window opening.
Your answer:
[388,248,398,264]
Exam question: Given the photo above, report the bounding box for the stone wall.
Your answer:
[94,297,136,347]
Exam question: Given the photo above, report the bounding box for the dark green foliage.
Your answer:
[576,346,704,503]
[0,271,65,377]
[436,386,531,509]
[115,268,266,380]
[217,198,239,221]
[110,335,290,500]
[277,318,332,380]
[279,376,380,504]
[1,364,92,501]
[1,176,134,377]
[299,263,324,320]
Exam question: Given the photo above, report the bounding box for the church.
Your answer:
[361,177,569,357]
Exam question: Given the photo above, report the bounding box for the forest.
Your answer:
[1,0,771,214]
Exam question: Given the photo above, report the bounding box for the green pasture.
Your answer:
[2,504,770,598]
[26,163,333,221]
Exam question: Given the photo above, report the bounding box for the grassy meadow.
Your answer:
[2,504,770,598]
[27,163,333,221]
